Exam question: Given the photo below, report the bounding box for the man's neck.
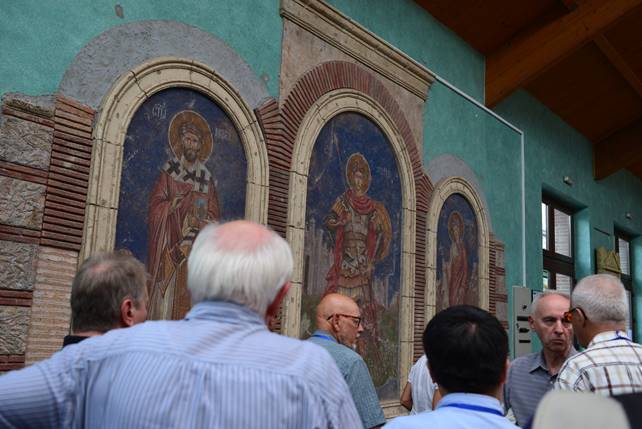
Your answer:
[71,330,104,338]
[542,347,570,375]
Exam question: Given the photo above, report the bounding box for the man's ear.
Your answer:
[528,315,535,330]
[500,358,510,385]
[120,297,135,328]
[265,282,291,326]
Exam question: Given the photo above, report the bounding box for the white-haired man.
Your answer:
[555,274,642,395]
[0,221,361,428]
[504,291,576,426]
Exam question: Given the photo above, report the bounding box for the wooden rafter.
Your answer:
[486,0,642,107]
[594,117,642,179]
[593,35,642,99]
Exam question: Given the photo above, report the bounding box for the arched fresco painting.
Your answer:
[114,87,247,320]
[436,193,479,312]
[302,111,402,400]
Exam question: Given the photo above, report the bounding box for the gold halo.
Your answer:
[168,110,213,162]
[345,152,371,193]
[447,211,464,241]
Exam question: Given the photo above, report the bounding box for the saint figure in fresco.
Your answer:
[324,153,392,353]
[440,211,469,307]
[147,111,220,320]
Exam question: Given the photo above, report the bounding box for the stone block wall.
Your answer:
[0,93,94,371]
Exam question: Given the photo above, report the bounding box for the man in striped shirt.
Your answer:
[555,274,642,395]
[504,291,576,426]
[0,221,362,428]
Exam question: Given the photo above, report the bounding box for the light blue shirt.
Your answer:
[385,392,519,429]
[308,330,385,428]
[0,301,361,428]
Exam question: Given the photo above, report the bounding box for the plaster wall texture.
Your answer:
[60,20,270,110]
[280,20,426,154]
[0,0,282,98]
[326,0,484,101]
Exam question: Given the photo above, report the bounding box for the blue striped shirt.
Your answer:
[308,330,385,428]
[0,301,361,428]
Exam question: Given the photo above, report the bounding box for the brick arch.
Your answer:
[256,61,435,357]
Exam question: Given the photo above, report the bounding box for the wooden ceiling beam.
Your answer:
[594,117,642,179]
[486,0,642,107]
[593,35,642,99]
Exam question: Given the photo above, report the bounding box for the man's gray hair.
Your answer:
[530,290,570,315]
[71,251,147,333]
[572,274,628,323]
[188,222,293,315]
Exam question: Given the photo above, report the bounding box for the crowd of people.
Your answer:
[0,220,640,428]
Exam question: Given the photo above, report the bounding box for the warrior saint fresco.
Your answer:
[325,153,392,360]
[147,111,220,321]
[302,111,402,400]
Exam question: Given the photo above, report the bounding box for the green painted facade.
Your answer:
[2,0,641,348]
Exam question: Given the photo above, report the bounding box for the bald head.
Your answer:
[316,293,363,348]
[188,221,293,315]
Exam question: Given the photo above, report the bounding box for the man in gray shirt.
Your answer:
[308,293,385,429]
[504,291,576,426]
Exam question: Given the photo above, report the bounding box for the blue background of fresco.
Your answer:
[436,193,479,304]
[114,87,247,264]
[306,112,402,303]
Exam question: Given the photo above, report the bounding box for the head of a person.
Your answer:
[346,153,370,196]
[423,305,508,395]
[315,293,364,349]
[70,251,148,334]
[187,221,293,318]
[568,274,628,347]
[180,123,203,163]
[529,291,573,355]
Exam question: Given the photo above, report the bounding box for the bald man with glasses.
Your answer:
[309,293,385,428]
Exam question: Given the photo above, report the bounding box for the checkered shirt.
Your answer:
[555,330,642,395]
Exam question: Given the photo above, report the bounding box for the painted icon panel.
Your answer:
[115,87,247,320]
[436,193,479,312]
[303,111,402,400]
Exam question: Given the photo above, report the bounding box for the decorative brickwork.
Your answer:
[256,61,436,373]
[41,96,94,251]
[25,246,78,365]
[413,175,434,360]
[489,234,508,329]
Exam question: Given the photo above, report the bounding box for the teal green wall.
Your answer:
[0,0,282,97]
[326,0,484,100]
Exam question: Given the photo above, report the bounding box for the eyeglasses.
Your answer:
[563,307,587,323]
[327,313,362,327]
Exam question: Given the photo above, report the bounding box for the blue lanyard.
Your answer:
[441,403,504,416]
[311,334,336,342]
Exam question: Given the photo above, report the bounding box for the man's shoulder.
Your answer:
[509,352,539,374]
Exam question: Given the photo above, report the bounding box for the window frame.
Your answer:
[542,196,575,290]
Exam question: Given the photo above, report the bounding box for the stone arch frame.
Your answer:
[287,89,416,408]
[80,57,269,260]
[256,60,432,412]
[425,176,491,320]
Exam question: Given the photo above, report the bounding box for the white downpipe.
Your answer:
[430,74,527,286]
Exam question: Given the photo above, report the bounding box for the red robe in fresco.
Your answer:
[147,158,219,320]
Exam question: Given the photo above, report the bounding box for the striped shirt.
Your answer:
[504,349,576,426]
[0,301,361,428]
[555,331,642,395]
[308,330,385,429]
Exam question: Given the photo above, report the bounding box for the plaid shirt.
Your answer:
[555,330,642,395]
